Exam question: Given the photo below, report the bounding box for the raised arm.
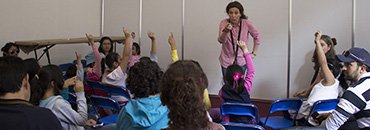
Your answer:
[168,32,179,62]
[218,21,232,44]
[237,41,255,93]
[120,28,132,72]
[148,31,158,62]
[75,52,84,81]
[314,31,335,86]
[56,80,87,126]
[85,33,102,77]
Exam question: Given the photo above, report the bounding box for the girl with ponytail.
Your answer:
[30,65,89,130]
[218,41,255,123]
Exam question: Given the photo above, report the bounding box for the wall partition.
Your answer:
[1,0,367,100]
[290,0,352,97]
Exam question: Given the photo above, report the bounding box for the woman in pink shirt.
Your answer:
[218,1,260,77]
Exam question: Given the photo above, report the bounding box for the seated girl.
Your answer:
[292,32,342,126]
[31,65,89,130]
[101,28,133,103]
[218,41,255,123]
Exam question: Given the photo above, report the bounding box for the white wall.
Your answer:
[1,0,369,100]
[290,0,352,96]
[356,0,370,50]
[0,0,101,65]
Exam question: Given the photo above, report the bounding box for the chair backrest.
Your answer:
[67,92,77,105]
[102,83,131,100]
[223,122,265,130]
[308,99,339,119]
[58,63,74,72]
[73,59,87,68]
[221,102,259,122]
[90,95,121,111]
[86,80,109,94]
[268,98,302,114]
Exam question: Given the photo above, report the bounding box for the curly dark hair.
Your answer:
[126,57,162,98]
[160,60,209,130]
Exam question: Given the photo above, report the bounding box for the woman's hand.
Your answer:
[223,23,233,32]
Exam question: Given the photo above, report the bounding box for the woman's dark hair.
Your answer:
[126,57,162,98]
[160,60,209,129]
[226,1,247,19]
[105,52,120,69]
[312,35,337,71]
[133,42,141,55]
[23,58,40,80]
[1,42,20,56]
[30,65,64,105]
[224,64,245,94]
[98,36,114,54]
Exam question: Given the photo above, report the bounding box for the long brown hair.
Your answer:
[160,60,209,130]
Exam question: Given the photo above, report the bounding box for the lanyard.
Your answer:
[229,19,243,65]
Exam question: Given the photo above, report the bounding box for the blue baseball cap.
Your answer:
[336,47,370,67]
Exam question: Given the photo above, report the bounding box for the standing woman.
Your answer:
[218,1,260,77]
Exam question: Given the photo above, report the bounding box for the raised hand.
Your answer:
[123,27,131,38]
[237,41,249,53]
[314,31,322,43]
[63,76,76,88]
[85,33,94,46]
[73,80,84,92]
[147,32,155,40]
[75,52,82,65]
[168,32,176,50]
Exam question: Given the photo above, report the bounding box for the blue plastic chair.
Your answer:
[86,80,109,96]
[221,102,259,124]
[103,83,131,100]
[260,98,303,130]
[73,59,87,68]
[90,95,120,125]
[58,63,74,72]
[67,92,77,105]
[223,122,265,130]
[305,99,339,125]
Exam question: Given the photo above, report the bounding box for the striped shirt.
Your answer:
[324,72,370,129]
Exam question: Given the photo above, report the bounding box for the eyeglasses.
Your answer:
[343,50,365,62]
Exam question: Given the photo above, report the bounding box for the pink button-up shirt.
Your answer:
[218,18,260,68]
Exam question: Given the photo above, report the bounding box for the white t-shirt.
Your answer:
[297,79,340,125]
[101,66,127,88]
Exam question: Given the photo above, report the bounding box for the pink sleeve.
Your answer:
[246,20,261,45]
[244,53,255,93]
[92,46,102,77]
[218,19,227,43]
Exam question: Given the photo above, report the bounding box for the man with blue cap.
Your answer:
[323,47,370,129]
